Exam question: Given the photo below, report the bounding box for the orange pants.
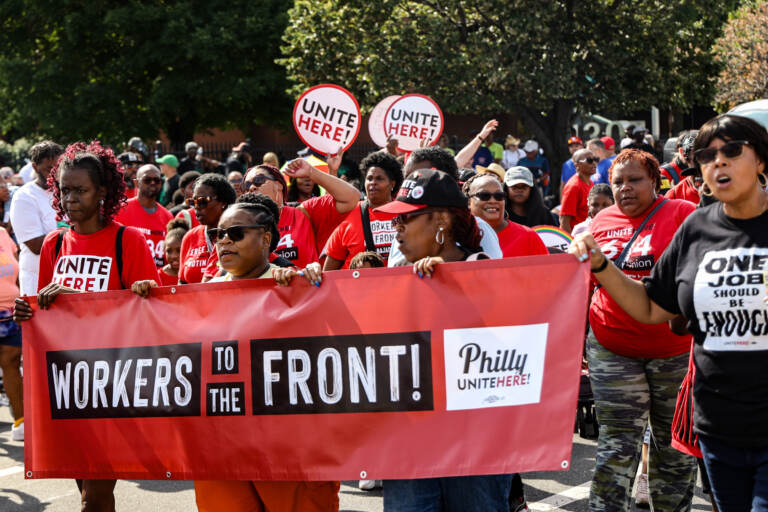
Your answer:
[194,480,340,512]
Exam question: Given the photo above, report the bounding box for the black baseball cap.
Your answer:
[375,168,467,214]
[118,152,141,164]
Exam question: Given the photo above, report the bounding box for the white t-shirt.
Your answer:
[387,215,502,267]
[18,161,35,184]
[9,182,57,295]
[501,149,526,169]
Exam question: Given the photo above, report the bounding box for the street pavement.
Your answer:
[0,405,713,511]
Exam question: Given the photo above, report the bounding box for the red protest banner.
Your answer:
[23,255,589,481]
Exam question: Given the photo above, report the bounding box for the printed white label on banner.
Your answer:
[52,255,113,292]
[293,84,361,155]
[693,248,768,351]
[368,95,400,148]
[383,94,443,151]
[443,324,548,411]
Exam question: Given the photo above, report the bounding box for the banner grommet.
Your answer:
[359,470,367,479]
[25,470,32,478]
[166,471,172,479]
[352,271,360,279]
[561,460,569,469]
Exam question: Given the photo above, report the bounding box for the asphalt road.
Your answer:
[0,405,713,511]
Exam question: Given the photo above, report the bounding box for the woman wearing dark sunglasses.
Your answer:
[374,168,516,511]
[560,148,598,234]
[177,173,237,284]
[242,159,360,268]
[570,115,768,512]
[132,192,339,511]
[465,174,547,258]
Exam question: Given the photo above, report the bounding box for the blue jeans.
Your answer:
[383,475,512,512]
[699,435,768,512]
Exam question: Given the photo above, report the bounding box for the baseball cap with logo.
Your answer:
[117,152,141,164]
[600,136,616,151]
[504,166,534,188]
[156,154,179,168]
[476,163,506,181]
[374,168,467,214]
[523,140,539,153]
[567,136,584,146]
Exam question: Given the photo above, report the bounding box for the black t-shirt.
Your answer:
[644,202,768,447]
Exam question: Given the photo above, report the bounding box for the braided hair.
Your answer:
[229,192,280,252]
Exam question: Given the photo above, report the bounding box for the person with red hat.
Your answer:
[559,136,585,197]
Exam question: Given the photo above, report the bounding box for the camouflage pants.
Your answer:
[586,332,697,511]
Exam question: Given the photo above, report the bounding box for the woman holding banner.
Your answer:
[323,151,403,269]
[372,167,513,511]
[14,140,159,512]
[132,192,336,511]
[571,115,768,512]
[243,158,360,268]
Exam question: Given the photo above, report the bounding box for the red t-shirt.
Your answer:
[276,205,319,268]
[175,208,200,229]
[301,194,348,253]
[158,268,179,286]
[178,225,212,284]
[497,222,549,258]
[589,197,695,358]
[115,198,173,267]
[325,203,396,268]
[665,176,700,204]
[38,223,158,292]
[125,187,137,200]
[560,174,593,226]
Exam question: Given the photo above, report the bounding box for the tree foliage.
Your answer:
[280,0,735,163]
[713,0,768,111]
[0,0,293,146]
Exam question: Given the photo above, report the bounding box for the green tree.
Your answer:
[713,0,768,110]
[280,0,735,166]
[0,0,292,147]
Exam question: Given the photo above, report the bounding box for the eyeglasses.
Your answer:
[140,177,163,185]
[185,196,215,209]
[229,178,243,185]
[470,191,505,202]
[209,225,267,243]
[391,209,431,228]
[243,174,278,189]
[578,157,600,164]
[694,140,750,165]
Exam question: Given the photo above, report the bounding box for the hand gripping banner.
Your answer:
[23,255,589,481]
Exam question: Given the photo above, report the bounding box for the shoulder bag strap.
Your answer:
[115,225,126,289]
[359,200,377,253]
[54,229,66,260]
[595,199,667,291]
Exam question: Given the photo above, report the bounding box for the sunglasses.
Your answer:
[391,209,431,228]
[140,177,163,185]
[185,195,215,208]
[471,191,505,202]
[244,174,278,189]
[209,224,267,243]
[694,140,750,165]
[578,157,600,164]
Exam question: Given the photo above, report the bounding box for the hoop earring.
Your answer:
[700,184,713,197]
[758,173,767,188]
[99,199,105,206]
[435,227,445,246]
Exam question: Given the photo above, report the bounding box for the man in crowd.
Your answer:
[484,131,504,164]
[227,170,244,197]
[470,130,494,169]
[560,148,596,234]
[665,131,701,204]
[157,154,180,206]
[559,136,585,193]
[586,138,613,185]
[660,131,697,194]
[518,140,551,196]
[179,142,202,175]
[9,140,63,296]
[118,151,143,199]
[115,164,173,267]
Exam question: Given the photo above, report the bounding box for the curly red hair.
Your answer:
[49,140,127,222]
[608,149,661,191]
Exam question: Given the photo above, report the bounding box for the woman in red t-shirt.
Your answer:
[242,160,360,268]
[464,174,548,258]
[14,140,158,512]
[581,149,697,511]
[324,151,403,269]
[177,173,237,284]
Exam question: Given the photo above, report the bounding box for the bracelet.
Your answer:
[591,256,609,273]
